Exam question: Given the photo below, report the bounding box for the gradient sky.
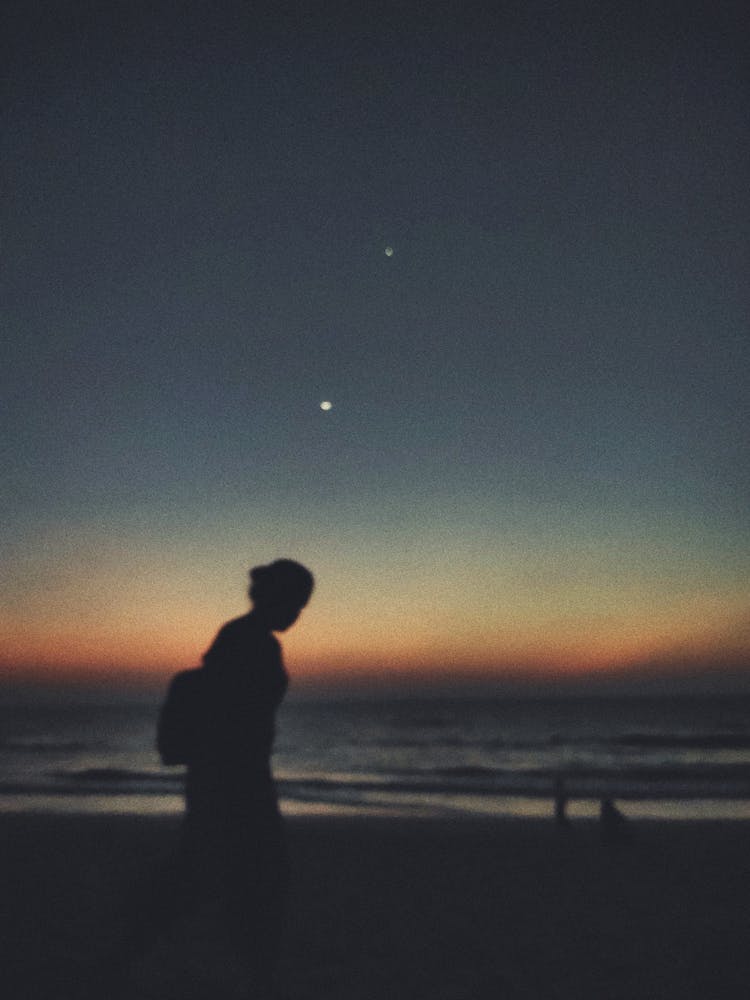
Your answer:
[2,1,748,694]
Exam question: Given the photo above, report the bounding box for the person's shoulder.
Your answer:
[205,614,251,650]
[204,613,282,670]
[214,614,250,637]
[217,614,278,645]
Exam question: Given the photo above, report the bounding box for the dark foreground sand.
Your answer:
[1,811,748,1000]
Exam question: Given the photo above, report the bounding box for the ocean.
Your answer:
[1,693,750,821]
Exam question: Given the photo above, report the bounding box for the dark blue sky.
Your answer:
[3,1,748,687]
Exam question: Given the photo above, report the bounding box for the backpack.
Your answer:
[156,668,205,765]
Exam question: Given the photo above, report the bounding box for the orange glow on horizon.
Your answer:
[2,598,748,693]
[2,522,748,692]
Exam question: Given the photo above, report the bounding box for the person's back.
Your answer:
[181,613,288,827]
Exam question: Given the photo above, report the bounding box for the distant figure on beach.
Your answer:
[554,775,570,828]
[599,798,632,845]
[156,558,314,997]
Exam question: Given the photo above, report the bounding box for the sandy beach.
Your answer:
[1,811,748,1000]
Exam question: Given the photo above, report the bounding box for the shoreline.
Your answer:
[2,812,750,998]
[2,791,750,824]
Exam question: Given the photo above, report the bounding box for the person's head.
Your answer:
[248,559,314,631]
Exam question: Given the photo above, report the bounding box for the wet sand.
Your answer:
[1,811,748,999]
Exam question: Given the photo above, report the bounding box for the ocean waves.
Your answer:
[2,694,750,819]
[0,760,749,807]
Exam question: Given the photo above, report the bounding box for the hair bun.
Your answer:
[248,559,314,605]
[250,565,271,583]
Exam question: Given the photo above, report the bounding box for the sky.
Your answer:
[2,0,748,695]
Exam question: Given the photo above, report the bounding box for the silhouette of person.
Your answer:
[156,558,314,998]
